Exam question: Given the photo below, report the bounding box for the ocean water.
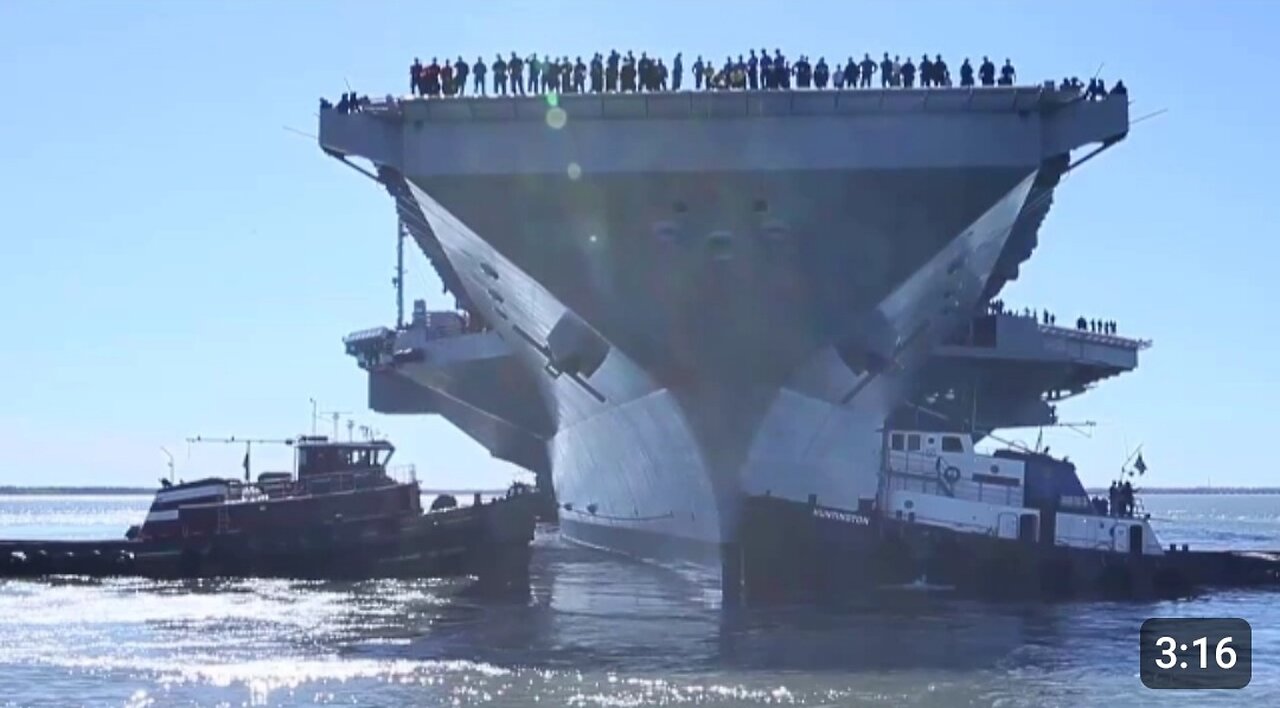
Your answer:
[0,494,1276,707]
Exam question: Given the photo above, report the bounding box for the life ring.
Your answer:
[931,455,962,483]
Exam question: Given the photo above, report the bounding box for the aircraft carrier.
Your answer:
[323,81,1146,600]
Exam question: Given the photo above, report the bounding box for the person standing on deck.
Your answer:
[590,54,604,93]
[492,54,507,95]
[999,58,1017,86]
[410,58,423,96]
[979,56,996,86]
[814,57,829,89]
[607,50,620,92]
[527,54,541,93]
[672,53,683,91]
[621,52,636,91]
[934,54,950,86]
[543,54,557,93]
[454,57,469,96]
[859,53,876,88]
[441,60,455,96]
[508,53,524,95]
[574,57,587,93]
[901,56,916,87]
[919,54,934,87]
[424,58,441,97]
[473,57,487,95]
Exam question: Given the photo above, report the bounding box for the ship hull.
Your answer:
[403,168,1040,580]
[1,496,537,594]
[737,494,1204,604]
[320,89,1136,600]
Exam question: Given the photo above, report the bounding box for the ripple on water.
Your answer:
[1,496,1280,705]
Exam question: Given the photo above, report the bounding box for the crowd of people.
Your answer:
[318,52,1132,113]
[1101,480,1137,517]
[320,93,369,114]
[1076,317,1120,335]
[399,51,1030,99]
[987,301,1121,337]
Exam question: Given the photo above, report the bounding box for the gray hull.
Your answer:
[404,170,1036,555]
[321,88,1131,569]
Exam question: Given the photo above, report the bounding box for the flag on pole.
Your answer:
[1134,453,1147,475]
[242,449,251,481]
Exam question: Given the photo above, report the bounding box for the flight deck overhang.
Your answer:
[319,86,1129,177]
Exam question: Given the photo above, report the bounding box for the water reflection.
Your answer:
[373,530,1084,676]
[3,501,1280,705]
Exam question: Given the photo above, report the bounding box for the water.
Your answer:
[0,494,1276,706]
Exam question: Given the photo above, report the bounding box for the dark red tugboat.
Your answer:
[0,436,536,591]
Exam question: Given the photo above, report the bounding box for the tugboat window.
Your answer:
[891,433,904,451]
[907,434,921,452]
[942,436,964,453]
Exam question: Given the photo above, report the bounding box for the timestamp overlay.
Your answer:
[1140,618,1252,689]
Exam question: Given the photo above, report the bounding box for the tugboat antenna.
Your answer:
[318,411,352,439]
[160,447,175,484]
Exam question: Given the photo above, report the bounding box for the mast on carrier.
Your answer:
[394,219,407,329]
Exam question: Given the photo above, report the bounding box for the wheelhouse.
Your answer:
[880,429,1163,557]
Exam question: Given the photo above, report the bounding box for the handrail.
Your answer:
[326,83,1103,125]
[1038,323,1152,350]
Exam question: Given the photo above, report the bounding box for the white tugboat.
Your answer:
[739,431,1280,604]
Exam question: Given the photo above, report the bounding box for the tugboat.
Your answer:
[738,429,1280,605]
[0,435,536,591]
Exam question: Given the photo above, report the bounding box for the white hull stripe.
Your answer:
[154,484,228,504]
[144,510,180,523]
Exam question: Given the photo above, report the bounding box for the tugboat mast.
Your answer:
[160,447,175,484]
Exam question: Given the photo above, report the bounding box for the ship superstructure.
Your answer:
[323,84,1140,587]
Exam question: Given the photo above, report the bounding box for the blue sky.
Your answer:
[0,0,1276,488]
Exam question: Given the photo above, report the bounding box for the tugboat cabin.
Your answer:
[134,437,420,541]
[880,429,1163,557]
